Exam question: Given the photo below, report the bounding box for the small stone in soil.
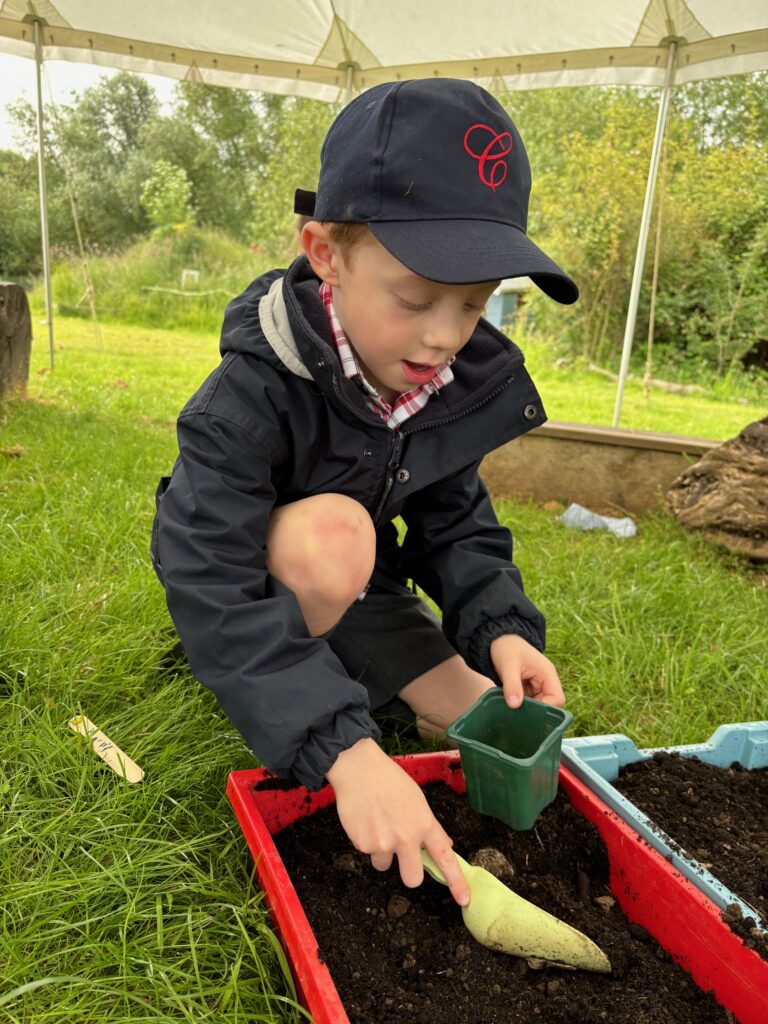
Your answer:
[595,895,616,912]
[721,903,742,926]
[387,894,411,918]
[333,851,362,874]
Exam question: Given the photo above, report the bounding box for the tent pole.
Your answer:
[32,17,55,370]
[612,39,678,427]
[340,61,358,105]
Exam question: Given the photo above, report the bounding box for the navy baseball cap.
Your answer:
[295,78,578,304]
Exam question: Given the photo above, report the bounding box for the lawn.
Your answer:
[1,318,765,1021]
[518,335,766,439]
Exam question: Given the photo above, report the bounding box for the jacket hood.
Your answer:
[257,276,313,380]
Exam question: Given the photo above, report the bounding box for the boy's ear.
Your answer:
[302,222,342,286]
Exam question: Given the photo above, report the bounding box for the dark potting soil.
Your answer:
[252,773,299,791]
[615,751,768,952]
[274,784,730,1024]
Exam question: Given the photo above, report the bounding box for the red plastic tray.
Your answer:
[226,752,767,1024]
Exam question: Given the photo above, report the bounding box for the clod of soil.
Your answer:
[468,846,516,883]
[615,752,767,954]
[274,784,731,1023]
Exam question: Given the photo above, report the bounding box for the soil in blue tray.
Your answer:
[616,751,768,954]
[274,783,732,1024]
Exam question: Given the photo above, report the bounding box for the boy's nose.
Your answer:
[422,315,462,358]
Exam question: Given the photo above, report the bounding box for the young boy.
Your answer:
[151,78,577,908]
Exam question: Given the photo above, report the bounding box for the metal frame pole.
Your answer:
[612,39,678,427]
[32,17,55,370]
[339,61,358,105]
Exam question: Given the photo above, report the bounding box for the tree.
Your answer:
[118,116,236,235]
[661,136,768,373]
[0,150,44,278]
[530,95,659,361]
[173,81,284,178]
[64,71,159,159]
[527,79,767,375]
[140,159,194,235]
[7,72,160,250]
[249,97,338,259]
[172,83,288,237]
[674,71,768,151]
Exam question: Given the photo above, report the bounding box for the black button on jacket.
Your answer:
[151,256,547,789]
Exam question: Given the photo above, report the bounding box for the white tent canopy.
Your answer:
[2,1,766,423]
[1,1,766,98]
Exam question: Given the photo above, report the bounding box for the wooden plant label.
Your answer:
[68,715,144,783]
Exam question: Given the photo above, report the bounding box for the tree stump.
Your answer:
[0,282,32,398]
[665,418,768,563]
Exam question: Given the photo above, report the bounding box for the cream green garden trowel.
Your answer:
[420,849,611,973]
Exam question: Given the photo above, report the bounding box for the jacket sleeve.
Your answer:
[399,460,546,679]
[154,409,380,790]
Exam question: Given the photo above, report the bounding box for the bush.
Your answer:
[35,227,276,334]
[510,88,768,378]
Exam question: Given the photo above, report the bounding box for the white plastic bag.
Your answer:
[558,503,637,539]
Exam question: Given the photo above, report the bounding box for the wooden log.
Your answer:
[665,417,768,563]
[0,282,32,398]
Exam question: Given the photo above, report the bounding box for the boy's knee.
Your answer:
[268,493,376,606]
[301,494,376,603]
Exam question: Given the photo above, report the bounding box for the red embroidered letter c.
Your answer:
[463,124,513,192]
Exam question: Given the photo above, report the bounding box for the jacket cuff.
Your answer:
[289,709,382,791]
[468,613,545,680]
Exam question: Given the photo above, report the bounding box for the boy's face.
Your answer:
[309,228,500,402]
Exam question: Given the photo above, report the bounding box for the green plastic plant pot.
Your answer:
[447,690,573,830]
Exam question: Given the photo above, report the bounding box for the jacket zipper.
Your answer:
[330,376,399,523]
[373,431,404,522]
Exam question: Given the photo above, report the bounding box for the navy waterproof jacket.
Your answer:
[151,256,548,790]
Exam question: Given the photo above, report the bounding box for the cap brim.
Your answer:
[368,219,578,305]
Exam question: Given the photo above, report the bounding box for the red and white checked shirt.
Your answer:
[319,282,454,429]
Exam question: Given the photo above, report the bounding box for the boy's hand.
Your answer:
[490,634,564,708]
[326,738,470,907]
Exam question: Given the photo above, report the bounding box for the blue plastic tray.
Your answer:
[562,722,768,934]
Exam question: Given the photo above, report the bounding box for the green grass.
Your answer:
[520,336,766,439]
[496,503,766,743]
[1,318,765,1021]
[32,227,275,336]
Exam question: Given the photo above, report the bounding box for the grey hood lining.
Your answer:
[258,277,312,381]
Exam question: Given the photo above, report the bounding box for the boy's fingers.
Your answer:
[425,843,470,906]
[539,686,565,707]
[370,850,394,872]
[396,846,425,889]
[535,665,565,707]
[501,669,524,708]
